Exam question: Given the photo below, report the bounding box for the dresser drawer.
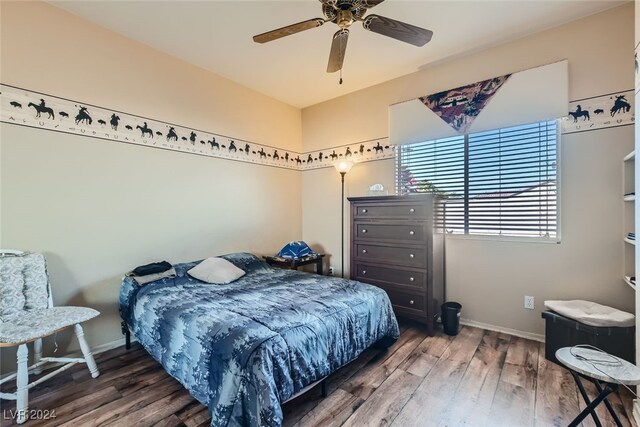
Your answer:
[354,243,427,268]
[354,202,426,219]
[354,222,426,242]
[354,262,426,290]
[379,287,426,314]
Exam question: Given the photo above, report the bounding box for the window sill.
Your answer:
[444,233,561,244]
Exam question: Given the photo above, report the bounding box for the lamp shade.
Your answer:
[333,159,354,174]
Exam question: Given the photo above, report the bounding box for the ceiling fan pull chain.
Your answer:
[339,69,343,85]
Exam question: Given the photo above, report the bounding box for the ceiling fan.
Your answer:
[252,0,433,77]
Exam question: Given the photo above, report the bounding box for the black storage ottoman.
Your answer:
[542,310,635,365]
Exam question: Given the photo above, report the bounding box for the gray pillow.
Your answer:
[188,257,246,284]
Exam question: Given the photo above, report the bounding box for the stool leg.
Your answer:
[32,338,43,374]
[571,371,602,427]
[16,344,29,424]
[592,381,623,427]
[75,324,99,378]
[569,385,615,427]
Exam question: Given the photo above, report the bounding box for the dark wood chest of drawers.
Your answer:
[348,195,445,335]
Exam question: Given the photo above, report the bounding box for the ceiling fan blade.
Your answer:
[253,18,325,43]
[327,29,349,73]
[362,14,433,47]
[362,0,385,8]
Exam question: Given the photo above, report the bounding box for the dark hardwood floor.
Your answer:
[1,321,636,427]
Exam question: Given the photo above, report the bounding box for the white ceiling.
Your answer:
[49,0,626,108]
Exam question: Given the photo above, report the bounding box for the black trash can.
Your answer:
[441,302,462,336]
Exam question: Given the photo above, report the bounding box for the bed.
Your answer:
[119,252,399,427]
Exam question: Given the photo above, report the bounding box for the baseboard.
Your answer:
[460,318,545,343]
[87,336,137,355]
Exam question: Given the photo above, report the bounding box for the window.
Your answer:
[396,120,558,239]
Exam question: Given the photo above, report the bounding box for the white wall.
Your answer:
[301,3,636,337]
[0,1,302,372]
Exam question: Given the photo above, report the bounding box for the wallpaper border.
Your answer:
[1,84,632,171]
[561,89,634,134]
[0,84,393,171]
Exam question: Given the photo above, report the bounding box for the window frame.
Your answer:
[395,120,562,243]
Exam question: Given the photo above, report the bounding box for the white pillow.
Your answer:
[188,257,245,284]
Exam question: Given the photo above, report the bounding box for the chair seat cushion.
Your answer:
[544,300,635,327]
[0,306,99,345]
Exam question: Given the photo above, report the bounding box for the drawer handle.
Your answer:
[409,277,414,282]
[409,253,415,258]
[409,208,415,213]
[362,270,367,275]
[409,300,415,305]
[362,229,367,233]
[362,209,368,213]
[409,230,415,236]
[362,249,368,254]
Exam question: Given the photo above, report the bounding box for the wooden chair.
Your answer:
[0,250,100,424]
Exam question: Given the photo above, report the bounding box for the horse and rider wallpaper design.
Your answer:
[561,90,634,134]
[1,83,633,166]
[419,74,512,133]
[0,84,393,171]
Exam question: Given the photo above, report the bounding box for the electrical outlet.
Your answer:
[524,296,535,310]
[328,266,334,275]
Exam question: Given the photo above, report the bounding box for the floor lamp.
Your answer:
[333,159,354,278]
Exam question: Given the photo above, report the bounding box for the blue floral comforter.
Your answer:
[119,253,399,426]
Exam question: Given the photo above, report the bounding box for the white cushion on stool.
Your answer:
[544,300,634,328]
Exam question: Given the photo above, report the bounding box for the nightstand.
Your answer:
[263,254,325,275]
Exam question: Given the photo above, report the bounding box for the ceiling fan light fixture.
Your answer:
[336,10,354,28]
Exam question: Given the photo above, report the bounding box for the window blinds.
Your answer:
[397,120,558,238]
